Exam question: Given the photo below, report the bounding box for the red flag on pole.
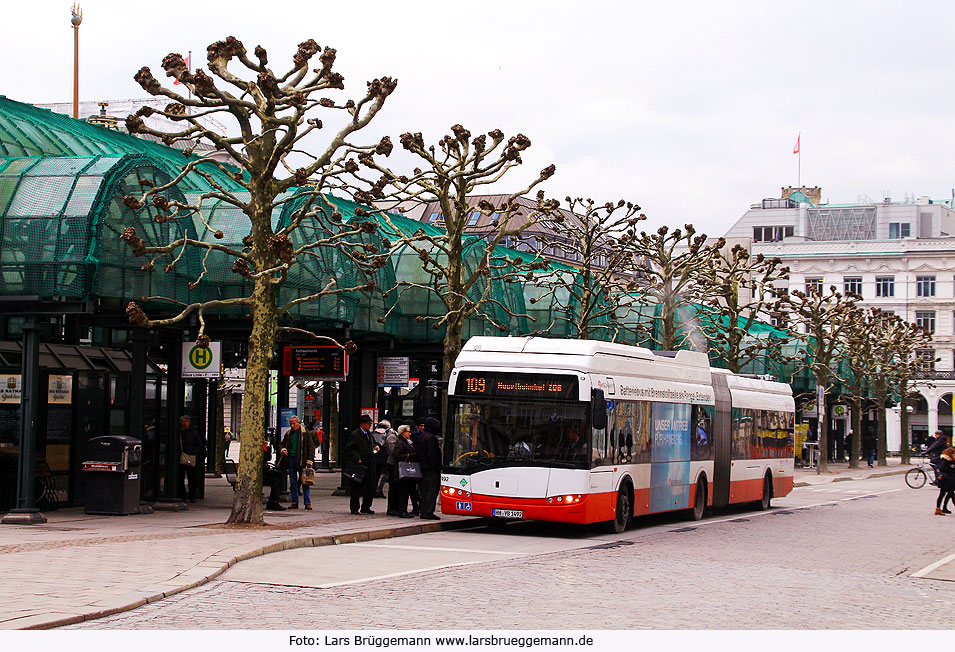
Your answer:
[173,55,190,85]
[793,134,800,154]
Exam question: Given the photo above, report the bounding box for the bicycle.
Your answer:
[905,456,938,489]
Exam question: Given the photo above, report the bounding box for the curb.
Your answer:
[793,467,909,488]
[13,516,483,630]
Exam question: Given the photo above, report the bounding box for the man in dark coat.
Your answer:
[177,415,204,503]
[418,417,443,520]
[280,415,319,510]
[345,414,378,514]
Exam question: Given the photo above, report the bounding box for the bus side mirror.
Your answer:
[592,389,607,430]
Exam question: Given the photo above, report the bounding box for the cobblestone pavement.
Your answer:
[71,476,955,630]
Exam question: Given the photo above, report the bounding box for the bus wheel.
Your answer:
[605,484,631,534]
[690,477,706,521]
[758,473,773,511]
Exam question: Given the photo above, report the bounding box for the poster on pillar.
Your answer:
[181,342,222,378]
[0,375,20,404]
[0,375,72,404]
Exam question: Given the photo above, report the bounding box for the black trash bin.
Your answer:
[82,435,143,515]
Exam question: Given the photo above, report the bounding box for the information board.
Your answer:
[283,346,348,380]
[454,371,578,400]
[377,356,410,387]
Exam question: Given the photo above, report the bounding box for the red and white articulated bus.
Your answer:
[440,337,794,532]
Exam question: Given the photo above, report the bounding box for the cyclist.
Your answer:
[925,431,950,486]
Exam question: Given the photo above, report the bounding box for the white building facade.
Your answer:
[725,188,955,450]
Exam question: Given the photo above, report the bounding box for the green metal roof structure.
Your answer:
[0,97,816,388]
[0,96,245,193]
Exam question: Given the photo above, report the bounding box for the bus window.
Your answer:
[693,405,714,461]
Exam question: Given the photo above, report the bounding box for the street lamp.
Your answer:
[71,4,83,119]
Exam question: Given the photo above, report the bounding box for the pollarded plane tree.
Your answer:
[698,244,790,374]
[630,225,724,351]
[841,305,879,468]
[875,316,934,465]
[782,285,860,474]
[356,125,558,381]
[120,37,397,524]
[528,197,646,341]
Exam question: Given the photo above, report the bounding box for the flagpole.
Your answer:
[797,132,801,187]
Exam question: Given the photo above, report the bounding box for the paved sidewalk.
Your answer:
[793,456,914,486]
[0,471,469,630]
[0,457,916,630]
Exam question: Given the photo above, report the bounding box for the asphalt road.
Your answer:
[68,475,955,629]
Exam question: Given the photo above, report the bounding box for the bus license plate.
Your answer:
[493,509,523,519]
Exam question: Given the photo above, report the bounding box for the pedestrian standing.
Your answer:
[345,414,379,515]
[418,417,443,520]
[384,423,402,515]
[935,447,955,515]
[178,415,204,503]
[280,415,319,510]
[374,420,394,498]
[389,424,417,518]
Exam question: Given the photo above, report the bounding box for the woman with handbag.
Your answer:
[392,424,419,518]
[178,415,204,504]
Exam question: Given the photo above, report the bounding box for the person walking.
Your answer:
[345,414,379,515]
[418,417,443,520]
[280,415,319,510]
[934,447,955,515]
[862,428,877,468]
[177,415,204,503]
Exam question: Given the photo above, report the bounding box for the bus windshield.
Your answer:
[446,398,590,471]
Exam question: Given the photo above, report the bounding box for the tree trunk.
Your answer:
[898,382,909,466]
[875,381,889,468]
[849,394,862,469]
[227,279,277,525]
[817,373,829,474]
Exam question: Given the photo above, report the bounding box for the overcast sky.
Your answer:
[3,1,954,234]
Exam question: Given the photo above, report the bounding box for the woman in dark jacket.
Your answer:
[390,424,418,518]
[934,447,955,515]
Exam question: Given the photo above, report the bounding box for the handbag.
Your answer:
[179,433,197,467]
[398,460,423,481]
[301,464,316,486]
[343,463,367,483]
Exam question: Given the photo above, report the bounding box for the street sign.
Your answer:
[181,342,222,378]
[377,356,410,387]
[283,346,348,380]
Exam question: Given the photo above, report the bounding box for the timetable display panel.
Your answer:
[455,371,578,400]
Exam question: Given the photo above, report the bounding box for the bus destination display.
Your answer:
[283,346,348,380]
[456,371,577,399]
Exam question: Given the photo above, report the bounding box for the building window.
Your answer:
[467,211,481,226]
[753,225,794,242]
[916,275,936,297]
[889,222,911,239]
[428,212,442,224]
[916,348,936,372]
[916,311,936,333]
[876,276,895,297]
[805,278,823,294]
[843,277,862,297]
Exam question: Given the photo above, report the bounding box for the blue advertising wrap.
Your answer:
[650,402,691,512]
